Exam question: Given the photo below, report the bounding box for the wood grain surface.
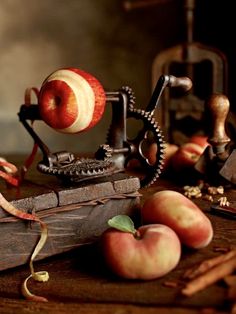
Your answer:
[0,155,235,313]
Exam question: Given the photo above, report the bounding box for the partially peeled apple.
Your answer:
[38,68,106,133]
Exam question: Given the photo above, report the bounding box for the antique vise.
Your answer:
[123,0,228,145]
[18,68,192,188]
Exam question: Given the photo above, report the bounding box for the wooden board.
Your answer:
[0,171,141,271]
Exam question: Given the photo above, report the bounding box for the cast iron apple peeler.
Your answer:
[18,74,192,188]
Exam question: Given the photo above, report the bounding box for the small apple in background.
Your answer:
[38,67,106,134]
[147,142,179,171]
[141,190,213,249]
[170,142,205,172]
[189,135,209,150]
[101,215,181,280]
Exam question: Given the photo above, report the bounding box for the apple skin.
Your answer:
[147,143,179,171]
[170,142,205,172]
[141,190,213,249]
[101,224,181,280]
[38,67,106,134]
[126,142,178,172]
[189,135,209,149]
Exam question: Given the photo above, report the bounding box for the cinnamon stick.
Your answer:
[182,255,236,296]
[183,250,236,280]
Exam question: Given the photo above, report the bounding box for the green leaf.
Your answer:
[108,215,136,234]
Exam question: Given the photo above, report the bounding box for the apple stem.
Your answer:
[134,229,141,239]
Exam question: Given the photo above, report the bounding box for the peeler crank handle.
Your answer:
[167,75,192,91]
[146,75,192,114]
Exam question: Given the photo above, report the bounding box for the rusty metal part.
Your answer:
[151,0,228,144]
[124,107,165,187]
[97,88,166,187]
[37,156,117,183]
[104,75,192,187]
[211,204,236,220]
[96,105,166,188]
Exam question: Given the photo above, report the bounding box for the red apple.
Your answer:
[170,142,205,172]
[189,135,209,150]
[126,142,178,172]
[141,190,213,249]
[147,142,179,168]
[38,68,106,133]
[101,223,181,280]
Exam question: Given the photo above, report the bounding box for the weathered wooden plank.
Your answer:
[56,173,141,206]
[0,172,141,271]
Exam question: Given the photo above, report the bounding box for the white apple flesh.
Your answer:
[101,224,181,280]
[38,68,106,133]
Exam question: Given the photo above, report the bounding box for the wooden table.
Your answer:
[0,155,235,314]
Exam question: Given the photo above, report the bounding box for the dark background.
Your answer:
[0,0,234,154]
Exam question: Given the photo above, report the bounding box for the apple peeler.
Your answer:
[18,74,192,188]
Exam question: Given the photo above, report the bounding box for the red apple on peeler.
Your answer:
[38,67,106,133]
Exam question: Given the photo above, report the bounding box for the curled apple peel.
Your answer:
[0,193,49,301]
[38,68,106,133]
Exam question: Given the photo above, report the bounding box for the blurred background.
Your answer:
[0,0,234,155]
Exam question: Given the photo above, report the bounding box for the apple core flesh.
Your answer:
[101,224,181,280]
[38,68,106,133]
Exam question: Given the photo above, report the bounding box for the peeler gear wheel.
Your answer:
[37,157,115,183]
[120,86,136,110]
[95,144,113,160]
[126,107,166,188]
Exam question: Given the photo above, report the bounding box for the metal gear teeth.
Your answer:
[120,86,136,109]
[37,157,115,181]
[126,107,166,188]
[95,144,113,160]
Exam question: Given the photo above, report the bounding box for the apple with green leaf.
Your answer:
[100,215,181,280]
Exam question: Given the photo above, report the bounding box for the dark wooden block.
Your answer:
[0,172,141,271]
